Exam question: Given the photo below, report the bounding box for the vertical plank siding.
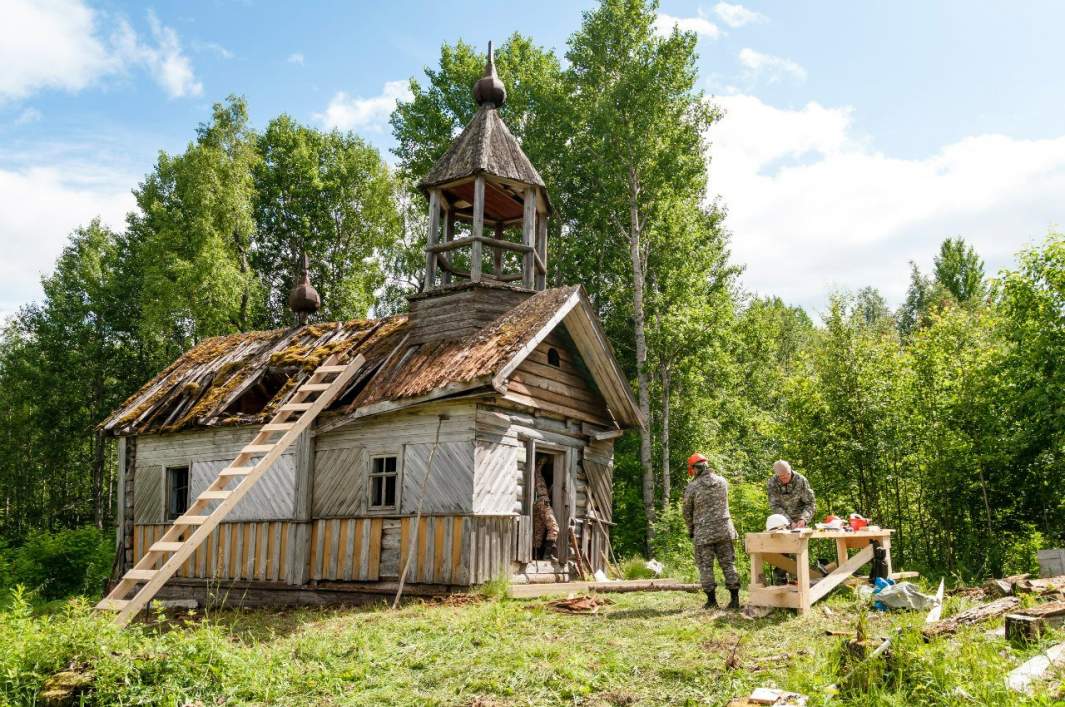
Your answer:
[133,521,293,582]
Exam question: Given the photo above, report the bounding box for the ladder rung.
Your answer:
[261,423,295,432]
[199,490,231,500]
[242,444,274,454]
[315,365,347,374]
[174,515,208,525]
[280,402,313,411]
[124,569,156,581]
[300,383,332,392]
[150,541,185,553]
[97,598,130,611]
[219,467,253,477]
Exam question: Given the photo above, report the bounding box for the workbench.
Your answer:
[745,528,893,614]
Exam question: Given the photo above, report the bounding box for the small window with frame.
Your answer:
[165,465,190,521]
[369,455,399,511]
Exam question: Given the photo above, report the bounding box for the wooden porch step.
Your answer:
[149,541,185,553]
[198,490,231,501]
[124,569,156,581]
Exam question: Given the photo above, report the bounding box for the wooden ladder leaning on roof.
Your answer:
[97,352,366,627]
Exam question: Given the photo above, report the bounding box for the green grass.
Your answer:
[0,584,1062,705]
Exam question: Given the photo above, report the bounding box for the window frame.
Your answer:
[367,453,401,513]
[164,465,190,522]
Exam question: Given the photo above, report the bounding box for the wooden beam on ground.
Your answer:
[923,596,1020,639]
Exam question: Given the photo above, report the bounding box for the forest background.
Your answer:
[0,0,1061,597]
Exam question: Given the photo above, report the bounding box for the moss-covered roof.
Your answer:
[102,286,601,436]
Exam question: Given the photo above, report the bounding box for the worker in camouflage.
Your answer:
[532,457,559,561]
[766,460,816,527]
[683,454,740,610]
[766,460,816,585]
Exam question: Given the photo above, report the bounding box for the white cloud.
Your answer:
[316,81,413,133]
[653,13,722,40]
[738,48,806,85]
[191,40,234,60]
[0,0,115,101]
[713,2,767,28]
[287,52,305,65]
[0,1,201,102]
[709,94,1065,313]
[0,161,135,319]
[113,12,202,98]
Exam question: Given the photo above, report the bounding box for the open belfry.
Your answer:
[98,43,641,625]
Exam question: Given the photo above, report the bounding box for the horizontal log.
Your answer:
[428,235,533,255]
[923,596,1020,638]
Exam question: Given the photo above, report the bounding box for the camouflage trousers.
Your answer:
[532,499,560,548]
[694,540,740,592]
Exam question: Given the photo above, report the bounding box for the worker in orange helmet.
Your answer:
[683,452,741,610]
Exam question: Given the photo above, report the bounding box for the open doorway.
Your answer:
[532,450,564,561]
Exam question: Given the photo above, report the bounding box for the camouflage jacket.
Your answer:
[682,471,737,545]
[766,471,816,524]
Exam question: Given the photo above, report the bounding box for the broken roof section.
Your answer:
[102,286,642,437]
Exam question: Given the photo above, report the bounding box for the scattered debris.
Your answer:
[925,579,946,624]
[1017,574,1065,596]
[1005,642,1065,694]
[644,559,665,576]
[743,605,774,619]
[432,593,483,607]
[546,595,613,614]
[38,667,93,706]
[986,574,1029,597]
[1005,601,1065,644]
[922,596,1020,638]
[727,687,808,706]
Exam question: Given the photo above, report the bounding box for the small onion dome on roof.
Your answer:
[288,254,321,318]
[473,41,506,108]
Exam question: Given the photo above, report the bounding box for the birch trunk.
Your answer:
[627,169,655,552]
[660,364,671,509]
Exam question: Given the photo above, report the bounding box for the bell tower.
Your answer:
[418,41,551,292]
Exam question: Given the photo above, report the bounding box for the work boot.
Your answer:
[728,588,741,609]
[704,589,718,609]
[543,540,558,562]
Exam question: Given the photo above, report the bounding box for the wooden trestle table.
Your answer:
[744,527,894,615]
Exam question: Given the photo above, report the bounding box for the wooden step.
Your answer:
[315,365,348,374]
[279,402,313,411]
[218,467,253,477]
[241,444,274,454]
[124,569,156,581]
[97,598,130,611]
[199,490,231,500]
[300,383,332,392]
[150,541,185,553]
[261,423,295,432]
[174,515,208,525]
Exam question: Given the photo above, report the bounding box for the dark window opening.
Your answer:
[166,466,190,521]
[547,347,561,367]
[225,368,290,415]
[370,455,399,510]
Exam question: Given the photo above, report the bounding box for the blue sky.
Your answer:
[3,0,1065,318]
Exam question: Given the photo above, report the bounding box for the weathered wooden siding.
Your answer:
[134,521,293,582]
[133,427,294,523]
[505,332,613,426]
[314,402,477,517]
[473,440,520,514]
[307,518,384,581]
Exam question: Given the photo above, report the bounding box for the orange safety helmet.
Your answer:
[687,453,708,477]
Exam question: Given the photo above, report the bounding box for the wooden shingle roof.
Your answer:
[101,286,642,436]
[418,106,545,191]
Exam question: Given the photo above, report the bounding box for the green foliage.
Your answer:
[3,527,113,600]
[934,236,987,304]
[617,556,656,580]
[649,502,697,581]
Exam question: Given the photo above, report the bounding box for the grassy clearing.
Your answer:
[1,585,1062,706]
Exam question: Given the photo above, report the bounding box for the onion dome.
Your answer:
[473,41,506,108]
[288,254,321,322]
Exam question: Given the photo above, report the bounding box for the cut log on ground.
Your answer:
[590,581,700,594]
[923,596,1020,638]
[1005,601,1065,644]
[1017,574,1065,595]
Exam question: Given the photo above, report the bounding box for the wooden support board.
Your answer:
[745,528,894,615]
[97,352,366,627]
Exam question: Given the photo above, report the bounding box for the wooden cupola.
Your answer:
[418,41,552,292]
